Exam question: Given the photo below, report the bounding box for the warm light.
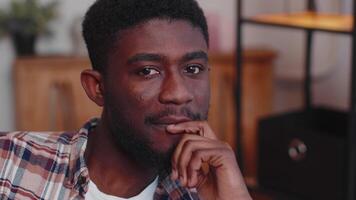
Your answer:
[250,12,352,32]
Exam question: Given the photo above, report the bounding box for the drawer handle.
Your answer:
[288,139,307,162]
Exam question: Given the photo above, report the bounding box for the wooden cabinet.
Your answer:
[14,57,102,131]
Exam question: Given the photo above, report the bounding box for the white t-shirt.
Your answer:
[85,177,158,200]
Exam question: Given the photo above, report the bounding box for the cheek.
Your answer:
[192,80,211,107]
[121,81,161,110]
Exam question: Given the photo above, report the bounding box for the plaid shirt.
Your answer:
[0,119,199,200]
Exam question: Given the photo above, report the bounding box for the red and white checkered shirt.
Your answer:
[0,118,199,200]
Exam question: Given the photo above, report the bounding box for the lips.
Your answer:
[150,115,192,126]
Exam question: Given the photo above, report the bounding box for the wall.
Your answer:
[0,0,352,130]
[0,0,96,130]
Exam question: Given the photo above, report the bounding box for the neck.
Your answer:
[84,118,157,198]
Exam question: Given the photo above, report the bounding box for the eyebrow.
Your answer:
[181,51,208,63]
[127,51,209,65]
[127,53,164,65]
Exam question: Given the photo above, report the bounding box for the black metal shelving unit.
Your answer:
[236,1,356,199]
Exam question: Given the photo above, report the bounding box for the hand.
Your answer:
[166,121,251,200]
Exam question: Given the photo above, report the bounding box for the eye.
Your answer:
[184,64,203,74]
[138,67,160,76]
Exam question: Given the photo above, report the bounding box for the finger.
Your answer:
[191,148,234,171]
[172,134,208,169]
[175,139,217,186]
[167,121,217,140]
[174,139,229,187]
[170,167,179,180]
[166,125,201,135]
[172,135,233,174]
[187,148,219,189]
[171,135,211,181]
[187,159,212,188]
[187,155,203,188]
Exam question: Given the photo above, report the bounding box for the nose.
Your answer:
[159,73,193,105]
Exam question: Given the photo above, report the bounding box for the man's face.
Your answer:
[103,19,210,169]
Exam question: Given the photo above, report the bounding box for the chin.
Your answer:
[149,128,182,154]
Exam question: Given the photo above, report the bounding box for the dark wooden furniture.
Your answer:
[236,1,356,200]
[14,57,102,131]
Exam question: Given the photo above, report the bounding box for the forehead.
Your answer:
[109,19,208,62]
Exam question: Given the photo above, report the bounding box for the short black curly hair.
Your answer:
[82,0,209,73]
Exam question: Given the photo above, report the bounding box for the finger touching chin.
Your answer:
[166,124,202,135]
[167,121,218,140]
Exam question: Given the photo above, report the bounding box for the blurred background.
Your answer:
[0,0,354,199]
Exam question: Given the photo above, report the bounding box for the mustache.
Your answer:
[144,107,203,125]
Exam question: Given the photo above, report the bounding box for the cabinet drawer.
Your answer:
[258,108,347,200]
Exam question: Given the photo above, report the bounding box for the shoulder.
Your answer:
[0,130,78,145]
[0,131,80,159]
[0,131,82,199]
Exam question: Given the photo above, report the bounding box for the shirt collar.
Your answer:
[65,118,99,196]
[157,176,198,200]
[66,118,197,199]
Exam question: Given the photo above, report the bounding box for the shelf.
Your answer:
[243,12,353,34]
[237,1,356,199]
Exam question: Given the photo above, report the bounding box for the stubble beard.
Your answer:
[104,95,208,176]
[106,107,173,175]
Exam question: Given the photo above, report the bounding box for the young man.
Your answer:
[0,0,251,199]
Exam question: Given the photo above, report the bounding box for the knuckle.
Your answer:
[197,121,206,128]
[189,154,202,170]
[192,149,204,159]
[171,158,177,166]
[178,160,186,170]
[182,134,190,140]
[187,162,196,171]
[185,140,194,149]
[222,141,233,150]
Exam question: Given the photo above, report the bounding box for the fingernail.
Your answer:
[179,176,184,185]
[187,178,192,187]
[172,169,178,179]
[167,124,175,129]
[183,176,187,186]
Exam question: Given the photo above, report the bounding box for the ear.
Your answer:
[81,69,104,107]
